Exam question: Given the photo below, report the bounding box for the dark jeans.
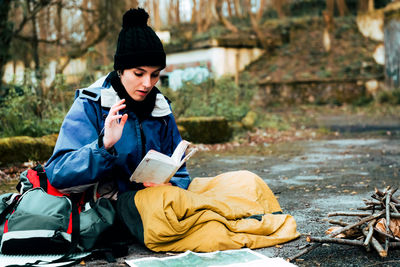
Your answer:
[95,190,144,246]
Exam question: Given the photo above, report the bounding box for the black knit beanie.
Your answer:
[114,8,166,70]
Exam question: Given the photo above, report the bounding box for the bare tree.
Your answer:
[357,0,374,13]
[272,0,288,18]
[1,0,128,95]
[152,0,162,30]
[215,0,238,33]
[226,0,233,17]
[166,0,181,25]
[336,0,349,16]
[27,0,42,85]
[244,0,270,49]
[257,0,266,21]
[322,10,334,52]
[326,0,349,17]
[191,0,198,23]
[0,0,13,88]
[233,0,242,18]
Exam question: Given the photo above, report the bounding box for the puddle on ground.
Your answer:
[293,175,324,181]
[214,156,263,165]
[269,163,319,174]
[323,139,384,147]
[266,139,390,184]
[189,138,398,190]
[292,153,357,163]
[311,193,370,211]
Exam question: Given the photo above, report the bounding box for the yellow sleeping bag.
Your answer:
[134,170,300,252]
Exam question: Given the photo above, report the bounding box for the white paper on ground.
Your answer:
[0,252,90,267]
[125,248,296,267]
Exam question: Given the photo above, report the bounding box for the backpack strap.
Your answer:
[0,194,19,225]
[49,194,81,263]
[33,164,48,192]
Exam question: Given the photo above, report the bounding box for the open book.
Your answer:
[130,140,197,184]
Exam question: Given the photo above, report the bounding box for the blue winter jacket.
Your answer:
[45,76,191,194]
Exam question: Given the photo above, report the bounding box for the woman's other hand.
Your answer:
[103,99,128,150]
[143,182,172,187]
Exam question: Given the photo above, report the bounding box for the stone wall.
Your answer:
[253,78,384,106]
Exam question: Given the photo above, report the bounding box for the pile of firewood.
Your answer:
[288,187,400,262]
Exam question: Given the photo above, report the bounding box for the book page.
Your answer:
[145,149,174,163]
[180,147,198,164]
[171,140,190,163]
[130,140,195,184]
[130,156,178,184]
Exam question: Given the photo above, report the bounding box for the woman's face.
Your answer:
[120,66,161,101]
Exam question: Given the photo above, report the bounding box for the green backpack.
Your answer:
[0,165,115,256]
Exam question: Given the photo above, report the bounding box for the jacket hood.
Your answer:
[89,75,171,117]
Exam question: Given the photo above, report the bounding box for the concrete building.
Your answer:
[162,38,264,90]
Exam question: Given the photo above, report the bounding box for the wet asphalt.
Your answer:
[82,129,400,266]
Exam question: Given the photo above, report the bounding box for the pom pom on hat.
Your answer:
[122,8,149,28]
[114,8,166,70]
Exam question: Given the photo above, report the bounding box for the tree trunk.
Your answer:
[168,0,174,25]
[56,0,62,59]
[27,0,41,86]
[127,0,138,9]
[326,0,335,17]
[175,0,180,25]
[245,0,267,49]
[257,0,265,21]
[368,0,374,12]
[226,0,233,17]
[322,10,334,52]
[233,0,242,18]
[357,0,368,14]
[215,0,238,33]
[152,0,161,30]
[336,0,349,16]
[191,0,197,23]
[272,0,286,18]
[384,9,400,90]
[196,0,202,32]
[0,0,13,88]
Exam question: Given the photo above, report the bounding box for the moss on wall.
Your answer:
[0,134,58,166]
[177,117,232,144]
[0,116,234,165]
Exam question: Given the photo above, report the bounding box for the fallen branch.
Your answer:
[329,211,385,235]
[363,221,375,248]
[374,227,400,241]
[389,203,399,213]
[327,212,372,217]
[363,200,381,206]
[287,211,384,262]
[326,220,349,227]
[376,187,400,204]
[362,225,387,257]
[288,187,400,261]
[385,189,393,252]
[307,236,363,246]
[287,243,321,262]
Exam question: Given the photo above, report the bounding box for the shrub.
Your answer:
[0,134,58,166]
[164,73,257,122]
[377,89,400,105]
[0,79,72,138]
[177,117,232,144]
